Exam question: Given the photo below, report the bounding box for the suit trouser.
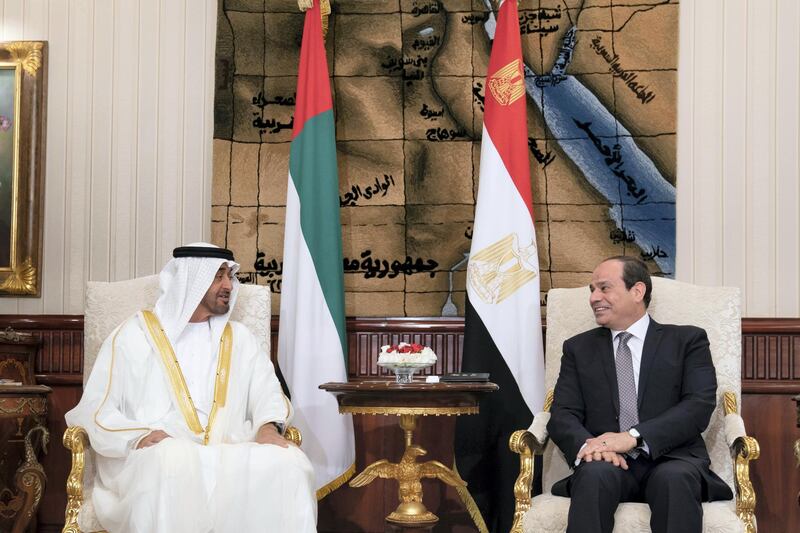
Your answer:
[564,454,703,533]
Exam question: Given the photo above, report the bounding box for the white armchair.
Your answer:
[62,276,296,533]
[509,277,759,533]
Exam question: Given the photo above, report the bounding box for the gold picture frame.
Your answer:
[0,41,46,296]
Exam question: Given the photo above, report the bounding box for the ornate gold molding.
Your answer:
[14,425,49,530]
[509,425,549,533]
[723,388,759,531]
[62,426,89,533]
[509,430,535,533]
[543,388,554,412]
[733,435,760,533]
[723,391,738,415]
[0,327,33,342]
[0,358,28,383]
[0,397,47,416]
[0,258,38,295]
[338,405,478,416]
[4,42,44,76]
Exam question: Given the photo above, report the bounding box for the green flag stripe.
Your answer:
[289,110,347,355]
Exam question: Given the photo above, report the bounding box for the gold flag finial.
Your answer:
[298,0,331,40]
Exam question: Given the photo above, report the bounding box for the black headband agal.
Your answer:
[172,246,235,261]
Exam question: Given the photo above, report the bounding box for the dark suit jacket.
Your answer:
[547,318,732,501]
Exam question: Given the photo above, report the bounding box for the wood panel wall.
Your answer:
[1,315,798,532]
[676,0,800,316]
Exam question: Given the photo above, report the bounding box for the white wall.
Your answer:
[0,0,797,317]
[676,0,800,317]
[0,0,217,315]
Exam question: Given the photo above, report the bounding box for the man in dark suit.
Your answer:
[547,256,732,533]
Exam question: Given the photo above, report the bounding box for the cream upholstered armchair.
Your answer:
[509,277,760,533]
[62,276,299,533]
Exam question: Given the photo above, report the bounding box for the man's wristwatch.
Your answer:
[628,428,643,448]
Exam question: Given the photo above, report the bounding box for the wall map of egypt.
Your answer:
[212,0,677,317]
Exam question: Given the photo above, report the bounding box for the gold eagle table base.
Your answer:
[319,380,498,530]
[349,414,466,526]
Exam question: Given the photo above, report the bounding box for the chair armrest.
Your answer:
[723,392,760,533]
[528,411,551,444]
[509,390,553,533]
[732,435,759,533]
[285,425,302,447]
[62,426,90,533]
[723,413,747,447]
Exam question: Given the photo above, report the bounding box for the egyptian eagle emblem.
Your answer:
[488,59,525,106]
[468,233,538,305]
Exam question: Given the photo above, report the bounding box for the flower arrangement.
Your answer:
[378,342,437,365]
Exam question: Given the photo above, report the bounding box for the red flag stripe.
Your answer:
[482,0,534,221]
[292,0,332,140]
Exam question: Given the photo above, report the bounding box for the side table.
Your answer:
[0,384,51,533]
[0,327,50,533]
[320,380,498,531]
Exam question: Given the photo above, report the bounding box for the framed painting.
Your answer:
[0,42,46,296]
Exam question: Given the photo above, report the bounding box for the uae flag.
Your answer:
[454,1,545,531]
[278,0,355,498]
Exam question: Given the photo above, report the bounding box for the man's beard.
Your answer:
[211,302,230,315]
[204,292,230,316]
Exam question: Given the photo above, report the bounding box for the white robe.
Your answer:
[66,313,317,533]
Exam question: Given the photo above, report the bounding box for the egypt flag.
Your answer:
[454,0,545,531]
[278,0,355,498]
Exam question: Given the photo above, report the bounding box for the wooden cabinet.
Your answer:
[0,329,50,533]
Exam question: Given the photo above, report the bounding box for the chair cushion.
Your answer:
[522,493,744,533]
[84,276,161,384]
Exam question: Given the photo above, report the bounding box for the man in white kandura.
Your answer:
[66,243,316,532]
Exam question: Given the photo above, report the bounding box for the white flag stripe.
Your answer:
[278,177,355,491]
[468,126,545,415]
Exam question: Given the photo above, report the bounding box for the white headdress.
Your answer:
[153,242,241,346]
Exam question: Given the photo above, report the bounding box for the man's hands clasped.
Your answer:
[577,431,638,470]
